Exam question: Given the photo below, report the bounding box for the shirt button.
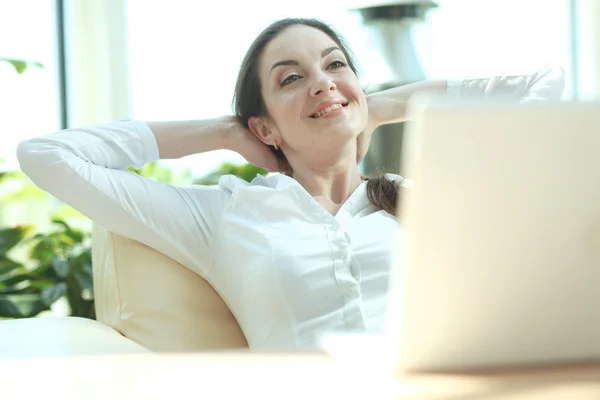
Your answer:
[348,286,359,296]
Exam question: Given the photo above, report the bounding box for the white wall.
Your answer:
[124,1,582,177]
[426,0,575,97]
[574,0,600,99]
[64,0,131,127]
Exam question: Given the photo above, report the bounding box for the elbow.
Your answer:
[16,139,38,176]
[16,138,66,188]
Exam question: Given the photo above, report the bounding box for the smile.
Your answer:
[310,102,349,118]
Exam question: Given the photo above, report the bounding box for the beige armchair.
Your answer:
[0,223,248,359]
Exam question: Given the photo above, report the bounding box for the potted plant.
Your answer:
[0,220,94,319]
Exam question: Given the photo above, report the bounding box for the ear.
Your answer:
[248,116,279,146]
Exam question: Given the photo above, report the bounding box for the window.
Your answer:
[126,1,579,177]
[125,1,364,176]
[426,0,575,98]
[0,1,61,170]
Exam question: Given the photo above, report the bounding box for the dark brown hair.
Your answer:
[232,18,400,216]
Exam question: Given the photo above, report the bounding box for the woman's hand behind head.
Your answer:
[356,96,383,164]
[223,116,281,173]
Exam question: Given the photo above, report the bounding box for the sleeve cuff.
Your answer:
[129,120,160,165]
[445,64,566,102]
[445,79,463,99]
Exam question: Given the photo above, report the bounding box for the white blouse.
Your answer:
[16,64,565,350]
[16,120,402,350]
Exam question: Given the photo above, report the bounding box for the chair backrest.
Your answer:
[91,223,248,352]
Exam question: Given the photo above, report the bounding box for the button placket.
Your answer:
[323,212,367,331]
[338,248,347,259]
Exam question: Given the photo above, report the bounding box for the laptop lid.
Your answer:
[388,98,600,373]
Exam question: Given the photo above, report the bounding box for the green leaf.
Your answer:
[73,263,93,291]
[29,236,55,264]
[236,164,268,182]
[50,256,70,279]
[50,218,70,232]
[69,250,93,290]
[7,59,26,74]
[0,225,33,256]
[0,273,30,287]
[51,219,85,243]
[194,163,267,186]
[0,296,22,317]
[0,259,23,276]
[27,280,54,290]
[65,274,92,318]
[0,58,43,74]
[0,294,47,318]
[40,282,67,307]
[55,234,75,249]
[29,262,53,278]
[0,284,38,295]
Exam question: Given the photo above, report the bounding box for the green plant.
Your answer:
[0,220,93,319]
[0,158,265,320]
[129,160,268,186]
[194,162,268,186]
[128,161,195,185]
[0,58,43,74]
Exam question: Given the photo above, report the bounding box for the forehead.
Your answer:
[261,25,340,66]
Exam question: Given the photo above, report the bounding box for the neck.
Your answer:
[288,151,363,206]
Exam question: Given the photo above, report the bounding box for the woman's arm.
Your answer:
[366,80,448,128]
[358,65,564,164]
[148,117,232,159]
[17,118,237,278]
[365,64,565,129]
[356,80,447,162]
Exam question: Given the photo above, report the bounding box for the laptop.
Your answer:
[323,98,600,374]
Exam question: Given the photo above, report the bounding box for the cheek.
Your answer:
[352,83,366,104]
[269,93,303,122]
[339,75,364,102]
[343,81,367,117]
[265,95,304,138]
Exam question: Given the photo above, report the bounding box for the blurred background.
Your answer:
[0,0,599,319]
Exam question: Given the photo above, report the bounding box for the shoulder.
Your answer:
[378,173,413,189]
[216,173,283,192]
[383,173,403,182]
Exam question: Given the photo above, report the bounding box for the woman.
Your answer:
[17,18,564,350]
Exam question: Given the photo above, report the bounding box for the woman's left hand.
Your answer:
[356,80,448,164]
[356,117,377,164]
[356,94,385,164]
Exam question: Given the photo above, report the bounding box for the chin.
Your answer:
[323,122,362,141]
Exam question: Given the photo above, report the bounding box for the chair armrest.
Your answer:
[0,317,150,359]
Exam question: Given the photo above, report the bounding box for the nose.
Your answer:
[310,73,336,97]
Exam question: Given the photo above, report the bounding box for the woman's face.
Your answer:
[255,25,368,157]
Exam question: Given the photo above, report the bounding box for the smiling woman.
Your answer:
[16,16,565,351]
[232,18,396,215]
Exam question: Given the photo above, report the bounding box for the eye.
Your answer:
[327,60,347,69]
[281,74,302,86]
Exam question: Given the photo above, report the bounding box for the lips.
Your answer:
[310,100,349,118]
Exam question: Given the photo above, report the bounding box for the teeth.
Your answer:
[313,103,343,118]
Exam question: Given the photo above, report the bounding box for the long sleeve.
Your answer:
[17,120,230,278]
[446,64,566,102]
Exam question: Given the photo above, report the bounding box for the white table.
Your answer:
[1,352,600,399]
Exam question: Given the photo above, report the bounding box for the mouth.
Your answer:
[310,102,349,118]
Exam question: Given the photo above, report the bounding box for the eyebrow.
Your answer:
[269,46,341,75]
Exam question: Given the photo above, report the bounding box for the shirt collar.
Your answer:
[253,173,371,219]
